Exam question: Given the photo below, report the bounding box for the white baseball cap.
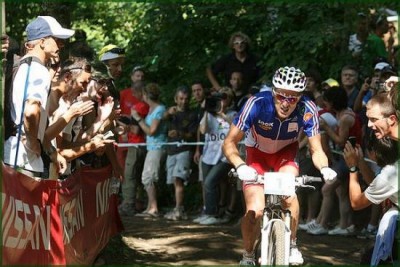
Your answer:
[26,16,75,41]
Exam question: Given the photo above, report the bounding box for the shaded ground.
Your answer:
[102,214,371,266]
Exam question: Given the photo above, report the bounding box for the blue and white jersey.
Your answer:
[233,91,319,154]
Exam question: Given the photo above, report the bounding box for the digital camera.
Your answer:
[204,92,227,114]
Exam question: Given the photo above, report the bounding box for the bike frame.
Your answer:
[227,169,321,266]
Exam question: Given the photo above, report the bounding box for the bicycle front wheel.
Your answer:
[267,221,286,265]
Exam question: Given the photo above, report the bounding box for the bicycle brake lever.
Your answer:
[299,185,316,190]
[228,168,238,178]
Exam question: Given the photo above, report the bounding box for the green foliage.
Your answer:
[4,0,400,106]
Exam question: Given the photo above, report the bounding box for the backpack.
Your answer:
[4,56,43,140]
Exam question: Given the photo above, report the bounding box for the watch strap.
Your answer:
[349,166,359,173]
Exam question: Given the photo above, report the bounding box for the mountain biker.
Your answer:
[223,66,337,265]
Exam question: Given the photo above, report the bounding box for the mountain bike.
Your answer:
[229,169,322,266]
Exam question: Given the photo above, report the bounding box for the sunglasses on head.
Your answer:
[273,90,300,105]
[67,64,92,73]
[107,47,125,55]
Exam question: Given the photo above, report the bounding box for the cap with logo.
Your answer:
[26,16,75,41]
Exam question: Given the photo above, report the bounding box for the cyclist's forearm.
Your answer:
[225,146,244,168]
[310,148,329,170]
[308,134,330,170]
[223,125,245,168]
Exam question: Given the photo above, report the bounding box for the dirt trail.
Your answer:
[102,215,370,265]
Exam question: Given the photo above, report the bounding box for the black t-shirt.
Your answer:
[211,52,261,90]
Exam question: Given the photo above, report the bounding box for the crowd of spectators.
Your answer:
[1,9,398,266]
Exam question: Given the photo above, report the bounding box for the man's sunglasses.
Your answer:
[67,64,92,73]
[91,77,113,88]
[273,90,300,105]
[107,47,125,55]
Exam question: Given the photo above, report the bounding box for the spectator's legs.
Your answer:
[202,161,231,215]
[219,178,228,211]
[336,182,353,228]
[198,155,205,212]
[306,189,321,222]
[141,150,164,214]
[227,183,237,212]
[317,180,339,227]
[174,177,184,208]
[145,183,158,213]
[121,147,138,207]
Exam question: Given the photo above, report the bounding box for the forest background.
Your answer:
[3,0,399,104]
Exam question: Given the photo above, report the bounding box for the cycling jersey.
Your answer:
[233,91,319,154]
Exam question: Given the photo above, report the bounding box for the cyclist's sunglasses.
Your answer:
[273,90,300,105]
[67,64,92,73]
[107,47,125,55]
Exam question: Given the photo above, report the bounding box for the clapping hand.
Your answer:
[69,100,94,118]
[98,96,114,122]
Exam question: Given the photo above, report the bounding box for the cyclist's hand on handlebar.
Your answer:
[320,167,337,185]
[236,164,258,181]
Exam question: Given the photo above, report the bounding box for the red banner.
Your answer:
[1,163,123,265]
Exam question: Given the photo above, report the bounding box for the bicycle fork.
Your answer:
[260,209,291,266]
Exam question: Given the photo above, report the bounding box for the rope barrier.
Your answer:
[115,141,377,164]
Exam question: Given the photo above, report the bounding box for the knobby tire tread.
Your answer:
[267,221,286,265]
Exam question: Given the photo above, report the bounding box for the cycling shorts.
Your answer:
[243,142,299,191]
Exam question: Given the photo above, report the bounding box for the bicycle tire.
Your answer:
[266,221,286,265]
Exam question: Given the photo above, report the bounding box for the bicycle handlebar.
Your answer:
[228,168,322,188]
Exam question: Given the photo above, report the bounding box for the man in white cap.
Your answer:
[4,16,74,178]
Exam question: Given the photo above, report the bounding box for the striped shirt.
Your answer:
[233,91,319,154]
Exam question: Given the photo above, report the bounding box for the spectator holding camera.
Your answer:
[343,92,399,266]
[194,88,235,225]
[353,61,396,113]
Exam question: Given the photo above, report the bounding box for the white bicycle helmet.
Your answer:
[272,66,307,92]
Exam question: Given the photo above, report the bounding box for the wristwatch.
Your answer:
[349,166,359,173]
